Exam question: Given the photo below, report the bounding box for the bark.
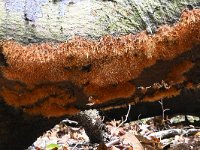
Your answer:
[0,0,199,43]
[0,0,200,149]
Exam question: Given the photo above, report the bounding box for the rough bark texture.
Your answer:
[0,0,199,43]
[0,0,200,149]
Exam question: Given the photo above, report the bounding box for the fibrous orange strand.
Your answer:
[166,60,194,85]
[143,88,181,102]
[23,102,79,118]
[0,9,199,86]
[0,9,199,117]
[186,82,195,89]
[0,85,76,108]
[84,82,135,105]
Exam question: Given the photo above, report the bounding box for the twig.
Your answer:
[106,139,120,147]
[61,118,78,125]
[158,100,170,123]
[109,105,131,137]
[117,104,131,128]
[72,143,79,150]
[184,128,200,136]
[146,129,185,139]
[138,114,146,124]
[102,116,105,122]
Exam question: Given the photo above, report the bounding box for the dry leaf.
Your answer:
[121,132,144,150]
[97,143,108,150]
[195,132,200,137]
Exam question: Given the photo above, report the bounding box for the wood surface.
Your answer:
[0,0,199,149]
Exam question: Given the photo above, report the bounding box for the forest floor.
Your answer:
[28,113,200,150]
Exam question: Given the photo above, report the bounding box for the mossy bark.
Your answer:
[0,0,199,43]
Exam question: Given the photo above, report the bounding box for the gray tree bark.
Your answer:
[0,0,200,149]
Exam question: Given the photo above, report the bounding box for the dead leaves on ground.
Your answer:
[32,115,200,150]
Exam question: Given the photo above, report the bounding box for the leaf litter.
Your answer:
[28,114,200,150]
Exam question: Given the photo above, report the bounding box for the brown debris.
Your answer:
[166,60,194,85]
[143,88,181,102]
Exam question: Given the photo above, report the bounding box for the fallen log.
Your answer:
[0,0,200,149]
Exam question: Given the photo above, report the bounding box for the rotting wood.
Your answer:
[1,9,200,117]
[0,0,200,149]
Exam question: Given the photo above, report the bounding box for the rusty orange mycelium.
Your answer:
[0,9,199,117]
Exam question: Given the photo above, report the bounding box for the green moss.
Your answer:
[0,0,199,43]
[96,0,200,35]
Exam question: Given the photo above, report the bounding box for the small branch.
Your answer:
[109,105,131,138]
[147,129,185,139]
[106,139,120,147]
[61,118,78,125]
[117,104,131,128]
[158,100,170,123]
[146,128,200,140]
[72,143,79,150]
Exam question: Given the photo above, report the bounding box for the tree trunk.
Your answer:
[0,0,200,149]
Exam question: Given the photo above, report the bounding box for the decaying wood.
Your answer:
[0,9,199,117]
[0,0,200,149]
[146,128,200,140]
